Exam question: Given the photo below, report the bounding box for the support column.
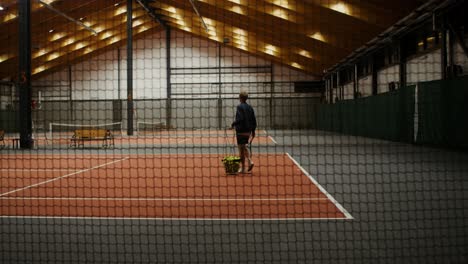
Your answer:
[126,0,134,136]
[166,27,172,129]
[448,26,454,70]
[325,78,330,103]
[68,65,73,121]
[269,63,274,128]
[118,48,121,100]
[336,70,344,101]
[18,0,33,149]
[336,71,341,100]
[217,42,222,130]
[399,40,410,142]
[114,48,123,124]
[441,22,448,80]
[353,64,358,99]
[399,41,407,90]
[371,57,378,95]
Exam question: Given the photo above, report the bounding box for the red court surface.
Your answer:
[0,153,351,220]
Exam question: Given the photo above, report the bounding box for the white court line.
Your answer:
[268,135,277,144]
[0,157,129,197]
[0,197,329,201]
[0,169,76,172]
[262,129,277,144]
[286,153,354,220]
[0,215,350,221]
[177,138,189,144]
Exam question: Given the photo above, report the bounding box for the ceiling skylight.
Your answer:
[0,54,9,63]
[33,66,46,74]
[329,3,351,15]
[74,42,87,50]
[291,62,303,69]
[272,0,291,10]
[271,8,288,20]
[114,6,126,16]
[50,32,66,41]
[47,52,60,61]
[298,49,313,59]
[34,49,48,58]
[309,32,326,42]
[229,6,244,15]
[264,44,279,55]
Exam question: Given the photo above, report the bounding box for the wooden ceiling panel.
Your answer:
[154,1,348,56]
[1,4,143,53]
[0,0,428,78]
[32,25,162,80]
[304,0,425,27]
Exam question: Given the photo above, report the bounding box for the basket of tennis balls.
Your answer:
[222,155,241,174]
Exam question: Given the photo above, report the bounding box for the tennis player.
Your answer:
[231,90,257,173]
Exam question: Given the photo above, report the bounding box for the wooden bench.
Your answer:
[0,130,21,149]
[0,130,4,148]
[70,129,114,148]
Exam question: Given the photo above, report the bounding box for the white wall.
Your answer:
[335,49,443,101]
[343,82,354,100]
[34,30,316,101]
[0,82,14,110]
[0,95,11,110]
[358,75,372,97]
[406,49,442,84]
[377,65,399,93]
[73,50,122,100]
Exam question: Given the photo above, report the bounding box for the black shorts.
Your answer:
[236,135,250,145]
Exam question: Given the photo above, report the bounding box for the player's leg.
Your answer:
[246,144,254,172]
[237,144,246,173]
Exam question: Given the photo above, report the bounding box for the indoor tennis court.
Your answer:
[1,0,467,263]
[0,152,352,219]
